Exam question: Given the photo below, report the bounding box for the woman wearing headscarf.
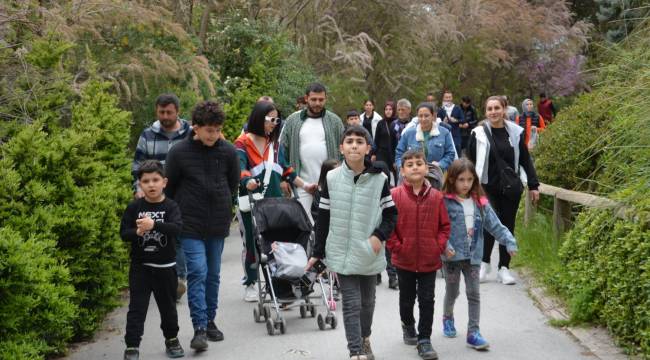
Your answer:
[516,99,546,149]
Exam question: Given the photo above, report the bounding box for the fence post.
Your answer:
[552,196,571,238]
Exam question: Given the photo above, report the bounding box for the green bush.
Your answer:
[0,227,76,358]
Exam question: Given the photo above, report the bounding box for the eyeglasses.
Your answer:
[264,116,281,124]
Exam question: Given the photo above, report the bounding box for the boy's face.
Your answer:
[401,157,427,184]
[346,116,361,126]
[140,172,167,201]
[339,134,370,163]
[193,124,222,146]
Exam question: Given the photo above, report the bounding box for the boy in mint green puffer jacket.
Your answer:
[307,126,397,360]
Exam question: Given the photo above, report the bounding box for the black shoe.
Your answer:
[402,324,418,345]
[376,273,382,285]
[416,339,438,359]
[190,328,208,351]
[123,347,139,360]
[165,337,184,358]
[388,276,399,289]
[207,321,224,341]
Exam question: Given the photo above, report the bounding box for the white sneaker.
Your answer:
[479,262,491,283]
[243,284,258,302]
[497,267,516,285]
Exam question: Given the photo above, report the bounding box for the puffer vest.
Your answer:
[325,164,387,275]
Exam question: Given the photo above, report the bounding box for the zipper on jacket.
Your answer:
[415,196,420,273]
[343,175,357,271]
[203,146,211,239]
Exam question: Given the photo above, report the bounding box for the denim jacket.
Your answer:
[442,194,517,265]
[395,124,457,170]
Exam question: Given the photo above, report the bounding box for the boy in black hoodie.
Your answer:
[120,160,184,360]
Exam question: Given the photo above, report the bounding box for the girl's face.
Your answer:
[525,100,534,112]
[264,109,279,135]
[454,170,474,197]
[384,105,394,119]
[417,107,434,131]
[485,99,505,126]
[364,101,374,114]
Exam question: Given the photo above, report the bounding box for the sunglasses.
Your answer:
[264,116,281,124]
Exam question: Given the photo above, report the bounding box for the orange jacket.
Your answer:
[516,114,545,147]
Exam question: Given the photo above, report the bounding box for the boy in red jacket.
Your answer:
[387,150,450,360]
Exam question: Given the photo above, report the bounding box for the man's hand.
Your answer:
[136,216,154,232]
[369,235,382,255]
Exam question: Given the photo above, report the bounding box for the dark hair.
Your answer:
[383,101,396,121]
[363,99,375,106]
[317,159,340,189]
[138,160,165,179]
[461,96,471,103]
[400,150,425,166]
[346,109,359,119]
[296,96,306,104]
[539,92,546,98]
[192,100,225,126]
[426,92,435,97]
[155,93,180,111]
[442,89,453,96]
[442,158,485,199]
[340,125,371,144]
[305,82,327,95]
[247,101,281,142]
[257,95,274,103]
[416,102,437,115]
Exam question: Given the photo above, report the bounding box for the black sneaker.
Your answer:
[416,339,438,359]
[207,321,224,341]
[123,347,139,360]
[190,328,208,351]
[402,324,418,345]
[388,276,399,289]
[165,337,184,358]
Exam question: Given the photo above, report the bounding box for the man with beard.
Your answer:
[280,82,344,222]
[132,93,191,301]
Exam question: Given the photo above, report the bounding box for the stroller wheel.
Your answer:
[266,318,275,336]
[279,319,287,334]
[310,305,317,318]
[299,305,307,318]
[263,305,271,321]
[317,314,326,331]
[328,314,337,329]
[253,307,261,323]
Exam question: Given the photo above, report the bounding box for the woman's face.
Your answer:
[525,100,534,112]
[417,107,434,131]
[364,101,374,114]
[485,99,505,126]
[264,109,279,135]
[384,105,394,119]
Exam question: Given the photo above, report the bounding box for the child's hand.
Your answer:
[136,216,154,232]
[270,241,278,252]
[136,227,145,237]
[369,236,382,255]
[303,183,318,194]
[305,257,319,271]
[508,250,517,257]
[246,179,259,191]
[445,248,455,258]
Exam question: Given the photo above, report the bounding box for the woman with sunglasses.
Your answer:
[235,101,317,302]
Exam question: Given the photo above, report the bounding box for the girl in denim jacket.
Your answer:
[440,158,518,350]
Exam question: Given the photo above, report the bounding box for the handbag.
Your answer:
[237,141,275,212]
[271,241,308,279]
[482,124,524,199]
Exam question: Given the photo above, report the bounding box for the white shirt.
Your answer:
[461,197,475,231]
[299,117,328,184]
[402,116,442,134]
[361,111,382,139]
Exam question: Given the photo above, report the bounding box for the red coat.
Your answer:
[387,182,450,272]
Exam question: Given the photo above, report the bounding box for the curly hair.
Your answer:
[191,100,225,126]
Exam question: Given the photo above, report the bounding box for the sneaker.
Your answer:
[467,331,490,350]
[497,266,516,285]
[165,337,184,358]
[442,316,457,338]
[479,262,491,283]
[416,339,438,360]
[376,273,382,285]
[402,324,418,345]
[388,275,399,290]
[362,337,375,360]
[176,279,186,300]
[244,284,258,302]
[207,321,224,341]
[123,347,139,360]
[349,354,368,360]
[190,328,208,351]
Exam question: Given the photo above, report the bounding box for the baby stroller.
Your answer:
[248,194,338,335]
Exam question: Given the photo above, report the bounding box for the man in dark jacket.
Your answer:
[165,100,240,353]
[459,96,479,155]
[537,92,557,124]
[437,90,466,156]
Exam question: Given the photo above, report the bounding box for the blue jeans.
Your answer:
[176,240,186,280]
[181,236,225,329]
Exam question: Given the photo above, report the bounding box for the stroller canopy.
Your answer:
[252,197,312,252]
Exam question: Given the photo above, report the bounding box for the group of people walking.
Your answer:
[122,82,545,360]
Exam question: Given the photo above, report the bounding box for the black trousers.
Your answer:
[125,263,179,347]
[396,268,436,340]
[482,188,521,268]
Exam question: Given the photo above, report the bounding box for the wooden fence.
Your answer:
[524,183,626,237]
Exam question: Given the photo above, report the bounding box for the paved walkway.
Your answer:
[67,226,595,360]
